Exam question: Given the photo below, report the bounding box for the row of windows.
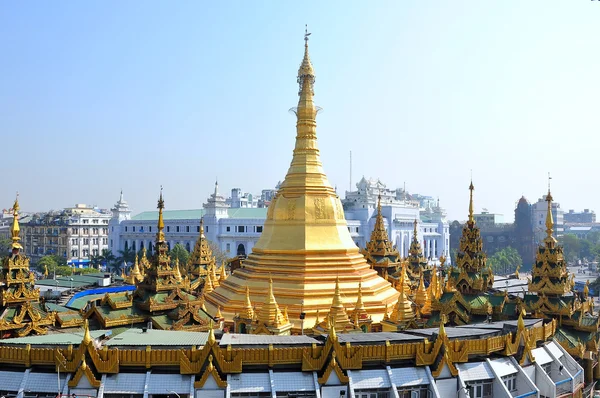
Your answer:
[122,225,263,234]
[71,238,108,245]
[71,227,108,235]
[71,248,98,257]
[81,219,109,224]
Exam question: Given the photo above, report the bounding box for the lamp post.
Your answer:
[69,278,73,291]
[57,358,67,396]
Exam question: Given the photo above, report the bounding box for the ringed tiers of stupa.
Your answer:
[204,33,400,330]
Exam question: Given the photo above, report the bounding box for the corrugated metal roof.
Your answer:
[147,374,193,394]
[27,372,67,393]
[531,347,553,365]
[104,373,147,393]
[272,372,315,392]
[131,208,267,221]
[546,341,564,359]
[489,357,518,377]
[389,367,429,387]
[0,371,25,391]
[105,328,208,346]
[351,369,391,389]
[337,332,423,344]
[229,373,271,393]
[220,334,320,346]
[457,361,495,381]
[2,330,109,345]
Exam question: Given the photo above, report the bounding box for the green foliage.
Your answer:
[0,237,11,255]
[116,247,136,270]
[36,255,68,273]
[73,267,100,275]
[169,243,190,267]
[488,246,523,275]
[559,233,600,264]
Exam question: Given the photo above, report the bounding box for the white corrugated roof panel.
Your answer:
[351,369,391,390]
[147,373,192,394]
[104,373,147,393]
[27,372,67,393]
[489,358,518,377]
[389,367,429,387]
[457,362,495,381]
[532,347,553,365]
[272,372,315,392]
[546,342,564,359]
[228,373,271,393]
[0,371,25,391]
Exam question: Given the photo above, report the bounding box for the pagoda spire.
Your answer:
[468,180,475,224]
[256,276,286,327]
[545,188,555,242]
[10,194,22,251]
[242,286,255,320]
[156,187,165,243]
[391,275,414,323]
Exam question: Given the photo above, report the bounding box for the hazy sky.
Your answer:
[2,2,599,221]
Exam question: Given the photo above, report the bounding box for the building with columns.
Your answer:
[344,177,450,264]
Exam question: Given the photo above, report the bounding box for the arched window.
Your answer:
[237,244,246,256]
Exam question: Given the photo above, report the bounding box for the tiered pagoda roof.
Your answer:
[187,218,218,291]
[361,195,401,278]
[0,196,55,337]
[88,190,214,331]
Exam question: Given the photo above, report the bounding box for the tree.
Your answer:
[91,249,116,271]
[209,241,229,266]
[488,247,522,276]
[116,247,136,268]
[0,237,11,256]
[561,234,581,263]
[169,244,190,267]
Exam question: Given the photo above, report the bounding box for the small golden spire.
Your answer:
[517,308,525,331]
[43,264,48,278]
[215,306,222,319]
[10,194,22,251]
[219,262,226,282]
[314,309,321,328]
[207,320,216,345]
[203,275,214,295]
[256,276,286,327]
[468,180,475,224]
[391,276,414,323]
[174,259,182,282]
[545,187,554,240]
[584,280,590,298]
[439,314,447,338]
[207,354,214,371]
[82,319,92,345]
[242,285,254,320]
[156,187,165,243]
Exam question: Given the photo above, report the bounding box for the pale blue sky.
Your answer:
[1,2,598,221]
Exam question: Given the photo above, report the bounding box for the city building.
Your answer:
[449,196,535,269]
[21,204,111,266]
[343,177,450,262]
[565,209,596,224]
[532,194,564,245]
[473,210,504,227]
[225,188,259,208]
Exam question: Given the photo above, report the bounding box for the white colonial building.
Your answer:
[344,177,450,263]
[109,179,450,263]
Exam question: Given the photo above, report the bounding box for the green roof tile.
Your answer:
[105,328,208,346]
[131,208,267,221]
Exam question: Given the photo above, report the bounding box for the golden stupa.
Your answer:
[205,32,399,330]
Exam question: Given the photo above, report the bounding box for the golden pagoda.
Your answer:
[349,282,372,332]
[0,196,55,337]
[523,187,599,359]
[125,254,144,285]
[313,277,361,335]
[406,219,429,282]
[381,276,416,331]
[187,218,216,291]
[250,277,292,335]
[429,182,494,326]
[361,195,401,278]
[204,31,399,330]
[87,190,214,331]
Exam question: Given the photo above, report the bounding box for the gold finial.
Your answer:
[199,217,205,238]
[43,264,48,278]
[545,182,554,239]
[174,259,182,282]
[517,308,525,331]
[207,354,214,371]
[329,315,337,341]
[298,26,315,96]
[207,320,216,345]
[468,180,475,223]
[331,276,343,309]
[10,193,22,251]
[82,319,92,345]
[157,187,165,243]
[439,314,447,338]
[81,357,88,371]
[584,280,589,298]
[314,309,321,327]
[215,306,222,319]
[219,262,226,282]
[413,218,418,238]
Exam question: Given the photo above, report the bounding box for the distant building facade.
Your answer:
[21,204,111,266]
[473,211,504,228]
[109,178,450,264]
[449,196,535,268]
[564,209,596,224]
[531,194,564,245]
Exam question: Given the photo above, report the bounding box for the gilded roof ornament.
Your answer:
[156,187,165,243]
[10,194,22,251]
[82,319,92,345]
